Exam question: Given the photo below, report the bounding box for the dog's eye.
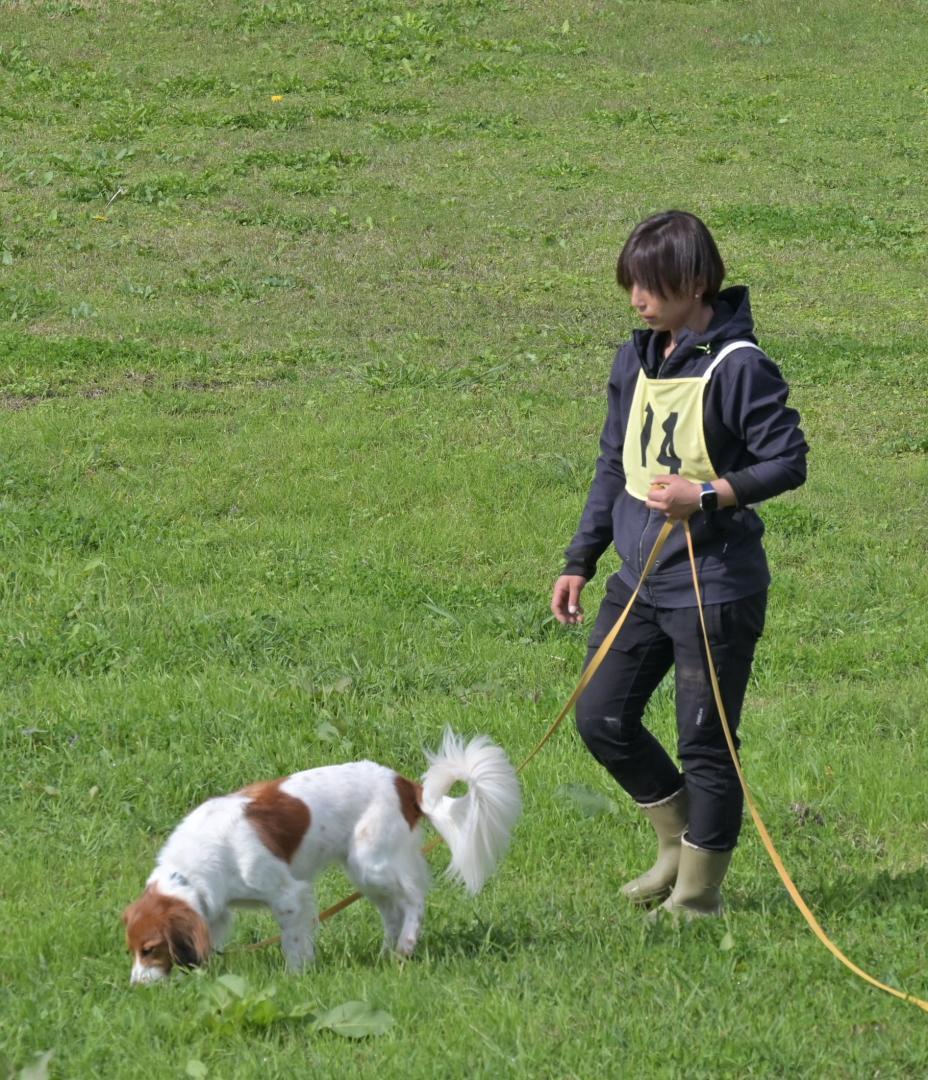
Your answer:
[141,946,156,957]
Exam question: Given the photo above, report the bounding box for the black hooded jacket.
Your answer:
[562,286,808,607]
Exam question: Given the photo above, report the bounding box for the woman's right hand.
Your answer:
[551,575,587,625]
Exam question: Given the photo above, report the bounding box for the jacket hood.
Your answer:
[633,285,758,376]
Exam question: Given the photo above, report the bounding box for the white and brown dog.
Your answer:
[123,730,521,984]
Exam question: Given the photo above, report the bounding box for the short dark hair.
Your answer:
[616,211,725,300]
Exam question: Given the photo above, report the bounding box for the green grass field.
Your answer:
[2,0,928,1075]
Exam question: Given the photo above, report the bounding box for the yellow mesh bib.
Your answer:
[621,340,758,502]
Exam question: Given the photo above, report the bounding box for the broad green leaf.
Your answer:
[316,720,340,743]
[286,1002,318,1020]
[247,997,282,1026]
[216,974,248,999]
[185,1061,208,1079]
[311,1001,394,1039]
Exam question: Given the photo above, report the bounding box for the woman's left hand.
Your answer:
[646,474,701,520]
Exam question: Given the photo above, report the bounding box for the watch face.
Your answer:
[701,489,718,512]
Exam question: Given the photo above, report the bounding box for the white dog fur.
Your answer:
[123,730,521,984]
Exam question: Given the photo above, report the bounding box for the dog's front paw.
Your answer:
[284,952,314,973]
[281,938,315,972]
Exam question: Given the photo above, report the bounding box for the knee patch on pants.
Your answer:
[576,710,635,748]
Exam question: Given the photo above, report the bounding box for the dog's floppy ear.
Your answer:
[165,906,211,969]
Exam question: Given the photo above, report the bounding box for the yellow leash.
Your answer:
[516,518,676,776]
[239,515,928,1016]
[681,518,928,1013]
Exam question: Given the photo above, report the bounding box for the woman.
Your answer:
[551,210,808,917]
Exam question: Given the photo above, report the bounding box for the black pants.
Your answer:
[575,575,767,851]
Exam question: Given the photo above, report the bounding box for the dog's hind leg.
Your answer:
[271,882,317,972]
[395,892,425,958]
[347,812,431,958]
[358,885,423,957]
[365,893,404,952]
[344,851,403,950]
[389,844,429,958]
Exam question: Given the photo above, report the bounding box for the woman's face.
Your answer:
[629,283,704,334]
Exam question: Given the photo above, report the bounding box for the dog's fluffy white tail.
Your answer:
[419,729,521,895]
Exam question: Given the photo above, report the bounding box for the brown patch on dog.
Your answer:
[241,779,310,863]
[394,775,423,829]
[123,886,211,973]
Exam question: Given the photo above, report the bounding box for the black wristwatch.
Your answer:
[699,482,719,514]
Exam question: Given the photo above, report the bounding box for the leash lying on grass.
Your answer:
[237,519,928,1013]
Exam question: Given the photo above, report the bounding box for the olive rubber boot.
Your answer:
[659,838,733,919]
[621,787,688,906]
